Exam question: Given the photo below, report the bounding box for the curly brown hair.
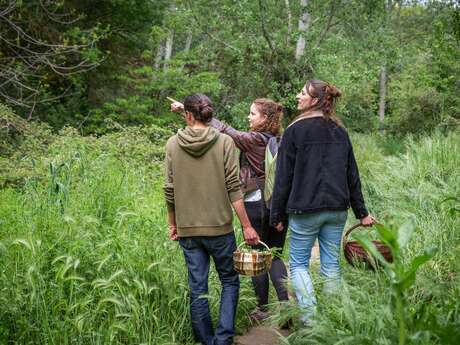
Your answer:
[251,98,283,135]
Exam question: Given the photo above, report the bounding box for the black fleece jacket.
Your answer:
[269,117,369,226]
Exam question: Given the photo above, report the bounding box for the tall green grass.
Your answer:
[284,132,460,345]
[0,130,255,344]
[1,128,458,344]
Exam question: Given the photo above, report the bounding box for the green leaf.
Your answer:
[440,196,459,203]
[397,222,415,250]
[449,207,460,215]
[375,223,399,253]
[354,232,391,269]
[396,247,436,291]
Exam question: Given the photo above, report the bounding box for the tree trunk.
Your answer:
[184,31,193,53]
[285,0,293,37]
[295,0,310,62]
[378,0,393,131]
[163,3,176,71]
[180,31,193,70]
[154,42,164,70]
[378,65,387,130]
[163,30,174,71]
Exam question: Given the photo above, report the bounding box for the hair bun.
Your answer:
[199,103,213,121]
[326,84,342,98]
[183,93,214,123]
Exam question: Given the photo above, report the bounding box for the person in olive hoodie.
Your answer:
[171,98,289,324]
[164,93,259,345]
[270,80,375,325]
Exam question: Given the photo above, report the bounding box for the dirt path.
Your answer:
[234,326,290,345]
[233,245,319,345]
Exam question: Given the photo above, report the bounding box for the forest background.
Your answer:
[1,0,459,134]
[0,1,459,345]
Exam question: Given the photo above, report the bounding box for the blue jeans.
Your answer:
[288,211,347,323]
[179,232,239,345]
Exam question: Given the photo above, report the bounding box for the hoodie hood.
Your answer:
[177,126,219,157]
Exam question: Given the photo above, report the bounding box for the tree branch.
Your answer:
[258,0,277,55]
[313,0,341,50]
[189,10,240,53]
[0,2,102,109]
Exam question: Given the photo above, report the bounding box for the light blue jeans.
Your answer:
[288,210,347,323]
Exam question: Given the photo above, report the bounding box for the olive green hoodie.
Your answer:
[164,126,243,237]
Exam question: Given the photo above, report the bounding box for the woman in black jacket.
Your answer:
[270,80,375,325]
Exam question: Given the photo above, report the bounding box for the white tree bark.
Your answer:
[154,42,164,70]
[163,3,176,71]
[295,0,310,62]
[180,31,193,70]
[378,65,387,129]
[378,0,393,130]
[163,30,174,71]
[285,0,293,36]
[184,31,193,53]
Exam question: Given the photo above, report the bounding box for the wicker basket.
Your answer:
[343,223,393,270]
[233,241,272,276]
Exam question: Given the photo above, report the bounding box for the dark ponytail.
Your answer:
[183,93,214,123]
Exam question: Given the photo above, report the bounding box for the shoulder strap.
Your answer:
[267,136,280,157]
[259,131,273,144]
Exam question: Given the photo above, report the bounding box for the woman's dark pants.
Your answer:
[244,199,289,308]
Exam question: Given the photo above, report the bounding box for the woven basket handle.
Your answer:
[238,240,270,251]
[343,223,364,243]
[343,222,381,243]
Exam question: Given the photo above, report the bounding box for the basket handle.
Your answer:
[238,240,270,251]
[343,222,381,242]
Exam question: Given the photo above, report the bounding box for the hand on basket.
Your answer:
[275,222,284,232]
[243,226,260,245]
[360,215,376,227]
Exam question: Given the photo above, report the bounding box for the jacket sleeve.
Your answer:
[163,138,175,211]
[269,126,296,226]
[209,118,266,152]
[347,136,369,219]
[223,136,243,202]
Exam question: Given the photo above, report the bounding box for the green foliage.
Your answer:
[0,120,257,344]
[80,61,225,134]
[0,104,174,187]
[2,1,458,135]
[0,102,55,159]
[354,223,436,345]
[1,114,459,343]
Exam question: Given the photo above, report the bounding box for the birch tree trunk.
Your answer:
[285,0,293,37]
[295,0,310,62]
[163,30,174,71]
[378,0,393,130]
[180,31,193,70]
[378,65,387,130]
[163,3,176,71]
[184,31,193,53]
[154,42,164,70]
